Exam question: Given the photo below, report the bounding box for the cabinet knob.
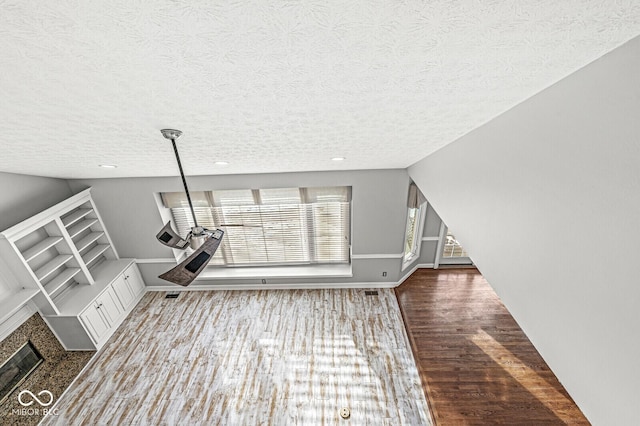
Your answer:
[125,275,130,279]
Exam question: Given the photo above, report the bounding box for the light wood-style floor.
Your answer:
[396,268,589,425]
[45,289,430,425]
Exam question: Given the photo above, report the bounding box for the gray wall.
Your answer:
[408,36,640,425]
[67,169,413,286]
[0,172,73,231]
[0,172,73,333]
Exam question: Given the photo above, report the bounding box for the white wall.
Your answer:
[408,36,640,425]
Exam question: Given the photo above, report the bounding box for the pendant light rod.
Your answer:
[161,129,198,228]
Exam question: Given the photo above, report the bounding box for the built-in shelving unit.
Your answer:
[0,189,118,315]
[0,188,146,350]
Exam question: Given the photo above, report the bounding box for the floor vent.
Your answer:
[165,292,180,299]
[364,290,379,296]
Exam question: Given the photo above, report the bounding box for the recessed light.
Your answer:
[214,161,229,166]
[331,157,346,161]
[99,164,117,168]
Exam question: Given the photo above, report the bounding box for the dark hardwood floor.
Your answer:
[396,268,589,425]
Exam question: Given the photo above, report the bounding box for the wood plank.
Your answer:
[44,267,81,295]
[75,232,104,252]
[34,254,73,280]
[22,236,64,262]
[395,268,590,425]
[43,289,432,425]
[62,208,93,228]
[67,218,98,239]
[82,244,109,265]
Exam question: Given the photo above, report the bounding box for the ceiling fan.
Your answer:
[154,129,227,287]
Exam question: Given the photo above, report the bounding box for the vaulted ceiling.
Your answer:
[1,1,639,178]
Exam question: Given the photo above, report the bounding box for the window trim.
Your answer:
[402,201,427,270]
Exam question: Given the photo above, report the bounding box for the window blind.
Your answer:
[163,186,351,266]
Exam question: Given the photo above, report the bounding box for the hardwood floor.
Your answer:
[45,289,430,425]
[395,268,589,425]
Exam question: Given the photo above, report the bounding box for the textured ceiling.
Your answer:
[1,1,639,179]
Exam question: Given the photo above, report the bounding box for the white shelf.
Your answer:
[76,232,104,253]
[22,236,64,262]
[35,254,73,281]
[62,208,93,228]
[82,244,110,265]
[68,218,98,239]
[0,188,124,325]
[44,267,81,295]
[54,259,134,316]
[0,288,40,324]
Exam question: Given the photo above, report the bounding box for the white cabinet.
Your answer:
[112,264,145,311]
[80,299,110,344]
[80,285,124,345]
[43,260,146,350]
[0,189,147,350]
[111,275,134,311]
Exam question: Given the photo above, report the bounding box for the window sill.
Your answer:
[439,257,473,265]
[196,263,352,280]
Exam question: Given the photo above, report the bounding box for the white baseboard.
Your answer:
[146,281,398,291]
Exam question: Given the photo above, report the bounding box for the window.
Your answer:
[403,182,426,266]
[442,229,469,258]
[403,205,423,263]
[161,186,351,267]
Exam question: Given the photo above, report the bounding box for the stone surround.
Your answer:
[0,314,93,425]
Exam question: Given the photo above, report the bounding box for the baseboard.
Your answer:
[146,281,398,291]
[396,263,435,288]
[143,264,440,292]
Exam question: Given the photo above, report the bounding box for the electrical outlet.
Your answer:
[382,271,387,277]
[261,279,266,284]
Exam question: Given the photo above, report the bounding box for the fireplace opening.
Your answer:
[0,341,44,404]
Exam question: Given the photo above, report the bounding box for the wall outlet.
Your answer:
[382,271,387,277]
[261,279,266,284]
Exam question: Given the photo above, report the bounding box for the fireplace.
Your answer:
[0,313,94,424]
[0,341,43,404]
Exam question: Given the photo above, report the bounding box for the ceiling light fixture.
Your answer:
[214,161,229,166]
[331,157,346,161]
[99,164,117,168]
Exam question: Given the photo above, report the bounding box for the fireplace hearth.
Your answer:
[0,341,43,404]
[0,313,94,425]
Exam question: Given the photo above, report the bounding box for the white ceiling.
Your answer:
[1,1,639,179]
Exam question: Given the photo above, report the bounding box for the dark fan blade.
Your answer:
[158,229,224,286]
[156,221,190,250]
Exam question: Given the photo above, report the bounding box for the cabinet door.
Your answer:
[97,285,124,324]
[80,305,110,344]
[112,274,135,311]
[124,264,145,297]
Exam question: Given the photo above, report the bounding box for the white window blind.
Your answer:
[161,187,351,266]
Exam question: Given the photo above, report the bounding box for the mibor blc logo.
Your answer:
[12,390,58,417]
[18,390,54,407]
